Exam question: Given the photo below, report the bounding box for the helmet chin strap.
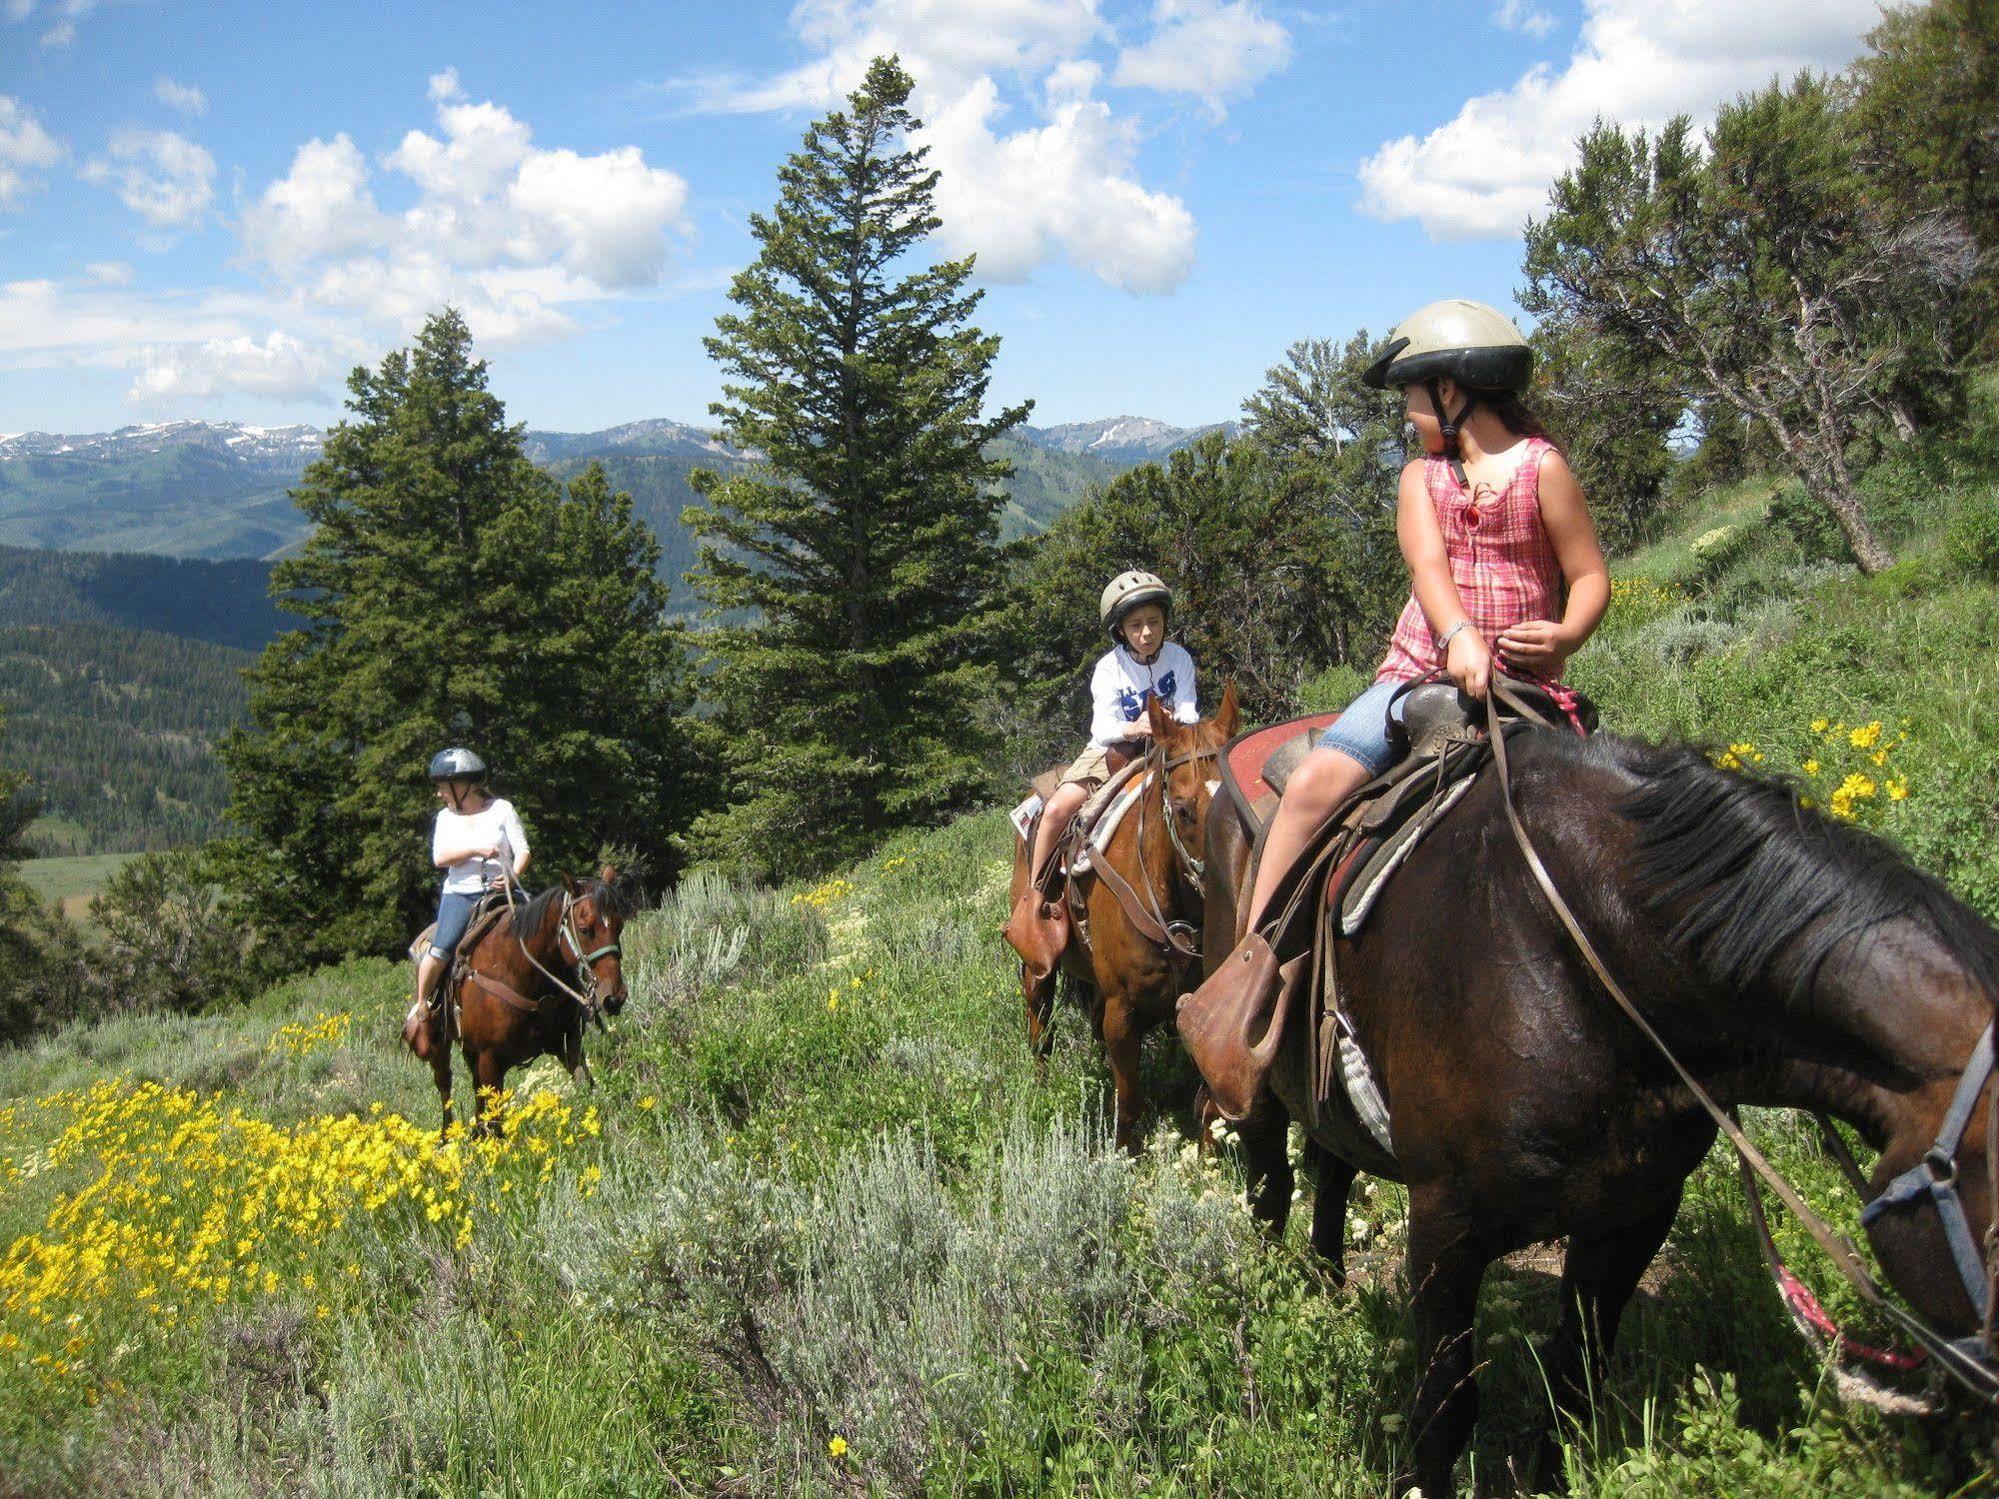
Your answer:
[1426,379,1476,492]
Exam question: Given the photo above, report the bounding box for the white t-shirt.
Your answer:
[1089,641,1199,747]
[433,797,530,896]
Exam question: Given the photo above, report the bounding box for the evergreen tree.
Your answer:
[1239,330,1407,520]
[1849,0,1999,357]
[215,310,693,970]
[1523,80,1979,573]
[1528,320,1679,555]
[1012,432,1404,731]
[685,56,1029,876]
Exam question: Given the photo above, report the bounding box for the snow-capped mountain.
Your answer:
[521,418,734,464]
[0,413,1222,561]
[1017,416,1232,463]
[0,421,326,477]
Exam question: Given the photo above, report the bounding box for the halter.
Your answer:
[1859,1021,1999,1358]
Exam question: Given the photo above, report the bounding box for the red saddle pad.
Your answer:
[1225,712,1341,802]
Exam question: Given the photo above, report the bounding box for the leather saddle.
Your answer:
[1182,674,1594,1122]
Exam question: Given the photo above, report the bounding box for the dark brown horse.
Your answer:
[1009,686,1239,1151]
[1201,729,1999,1495]
[427,867,628,1134]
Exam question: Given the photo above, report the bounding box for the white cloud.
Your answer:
[1358,0,1883,241]
[39,18,73,47]
[1111,0,1291,115]
[154,77,208,116]
[1492,0,1555,38]
[927,76,1194,290]
[242,133,386,269]
[238,73,690,352]
[129,330,330,403]
[0,95,64,209]
[81,128,216,227]
[659,0,1258,293]
[82,259,133,285]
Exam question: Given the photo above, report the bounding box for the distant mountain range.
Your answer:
[0,414,1228,564]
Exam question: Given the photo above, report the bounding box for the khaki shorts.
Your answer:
[1060,742,1116,790]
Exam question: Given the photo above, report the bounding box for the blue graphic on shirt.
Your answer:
[1114,669,1178,723]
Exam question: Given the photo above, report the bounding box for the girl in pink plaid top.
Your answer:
[1236,300,1610,934]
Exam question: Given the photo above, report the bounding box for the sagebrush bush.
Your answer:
[1943,487,1999,580]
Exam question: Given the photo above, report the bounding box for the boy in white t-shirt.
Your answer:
[1004,570,1199,978]
[403,746,533,1056]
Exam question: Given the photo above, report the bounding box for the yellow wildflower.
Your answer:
[1803,760,1820,776]
[829,1436,849,1458]
[1849,721,1882,749]
[1887,778,1910,802]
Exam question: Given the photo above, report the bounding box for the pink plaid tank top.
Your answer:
[1376,437,1565,685]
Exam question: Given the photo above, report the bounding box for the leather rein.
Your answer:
[1485,681,1999,1403]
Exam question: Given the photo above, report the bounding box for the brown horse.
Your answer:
[1009,686,1239,1151]
[1199,729,1999,1495]
[426,867,629,1135]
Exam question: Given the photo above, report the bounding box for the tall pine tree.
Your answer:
[215,310,693,970]
[686,56,1029,876]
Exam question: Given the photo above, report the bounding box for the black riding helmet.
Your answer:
[428,746,488,783]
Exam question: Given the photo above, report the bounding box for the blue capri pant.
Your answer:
[429,888,481,962]
[1310,679,1409,779]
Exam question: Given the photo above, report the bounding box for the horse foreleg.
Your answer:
[1233,1101,1295,1239]
[1399,1191,1490,1499]
[561,1024,596,1090]
[1023,962,1057,1071]
[1526,1188,1682,1487]
[470,1050,508,1138]
[1096,992,1146,1154]
[1309,1144,1358,1284]
[431,1048,455,1140]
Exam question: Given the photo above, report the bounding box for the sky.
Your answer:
[0,0,1886,435]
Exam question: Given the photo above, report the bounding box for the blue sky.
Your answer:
[0,0,1882,435]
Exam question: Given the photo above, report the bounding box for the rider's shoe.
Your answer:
[1004,886,1070,982]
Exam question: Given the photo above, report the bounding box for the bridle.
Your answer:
[1485,681,1999,1402]
[512,884,625,1026]
[1150,735,1221,899]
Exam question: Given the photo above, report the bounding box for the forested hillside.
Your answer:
[0,624,248,853]
[0,546,283,651]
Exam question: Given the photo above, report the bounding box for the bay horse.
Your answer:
[424,867,628,1135]
[1200,728,1999,1495]
[1008,686,1239,1151]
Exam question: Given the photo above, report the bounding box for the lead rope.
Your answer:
[1485,683,1999,1404]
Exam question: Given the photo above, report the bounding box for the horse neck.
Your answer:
[1715,926,1992,1154]
[1127,763,1202,911]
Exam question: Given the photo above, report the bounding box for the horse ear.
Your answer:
[598,862,617,886]
[561,871,577,895]
[1147,694,1174,740]
[1215,680,1240,737]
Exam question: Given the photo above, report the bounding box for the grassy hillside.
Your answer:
[5,424,1998,1492]
[15,852,141,926]
[0,842,1985,1491]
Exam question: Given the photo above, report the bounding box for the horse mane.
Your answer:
[506,876,622,941]
[1593,736,1999,1006]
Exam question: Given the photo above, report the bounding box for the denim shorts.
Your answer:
[1310,679,1408,779]
[429,888,481,961]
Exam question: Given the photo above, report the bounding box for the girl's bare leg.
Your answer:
[1243,749,1373,933]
